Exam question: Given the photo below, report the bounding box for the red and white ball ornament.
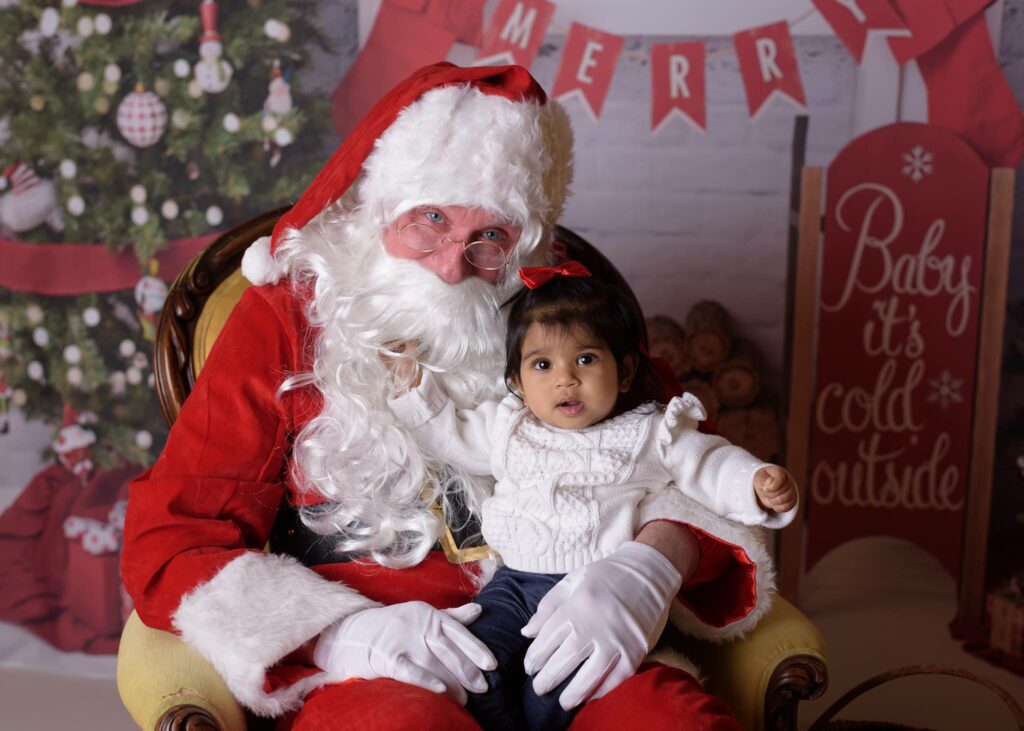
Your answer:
[116,85,168,148]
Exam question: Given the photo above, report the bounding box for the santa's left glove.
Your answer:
[313,601,497,705]
[521,541,683,710]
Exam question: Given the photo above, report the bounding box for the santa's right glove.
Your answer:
[313,601,497,705]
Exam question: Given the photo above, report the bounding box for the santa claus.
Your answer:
[122,63,773,729]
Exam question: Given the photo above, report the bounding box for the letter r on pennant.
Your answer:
[669,55,691,99]
[755,37,783,82]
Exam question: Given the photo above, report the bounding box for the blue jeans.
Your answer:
[466,567,579,731]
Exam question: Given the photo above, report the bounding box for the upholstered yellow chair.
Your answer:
[116,210,828,731]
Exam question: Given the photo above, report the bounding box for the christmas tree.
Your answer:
[0,0,332,467]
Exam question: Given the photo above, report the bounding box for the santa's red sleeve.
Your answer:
[120,285,379,717]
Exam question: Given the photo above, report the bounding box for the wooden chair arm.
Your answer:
[669,596,829,731]
[117,611,245,731]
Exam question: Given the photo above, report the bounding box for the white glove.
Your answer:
[521,541,683,710]
[314,601,497,705]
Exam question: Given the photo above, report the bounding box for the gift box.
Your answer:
[988,577,1024,659]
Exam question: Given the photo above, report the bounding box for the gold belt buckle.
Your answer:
[426,489,492,564]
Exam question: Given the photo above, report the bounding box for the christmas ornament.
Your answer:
[12,389,26,407]
[77,16,94,38]
[82,307,100,327]
[0,163,63,233]
[222,113,240,133]
[264,18,290,42]
[59,159,77,179]
[103,64,121,83]
[53,403,96,478]
[126,366,142,385]
[161,200,179,220]
[116,85,167,148]
[134,430,152,449]
[131,352,148,369]
[66,366,83,387]
[171,109,190,129]
[187,80,204,99]
[32,326,49,347]
[264,61,293,116]
[39,7,60,37]
[77,72,95,91]
[67,195,85,216]
[205,205,223,226]
[95,13,111,35]
[131,206,148,226]
[63,344,82,364]
[108,371,126,396]
[118,339,135,358]
[26,361,44,381]
[134,271,167,341]
[194,0,233,94]
[173,59,191,79]
[29,96,45,112]
[93,98,110,115]
[153,78,171,97]
[273,128,293,147]
[129,185,146,204]
[25,304,44,325]
[102,79,118,95]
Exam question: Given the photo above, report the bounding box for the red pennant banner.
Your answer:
[476,0,554,68]
[811,0,908,61]
[0,233,217,296]
[734,21,806,120]
[551,23,623,120]
[650,42,706,133]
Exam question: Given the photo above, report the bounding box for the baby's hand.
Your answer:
[379,340,422,390]
[754,466,798,513]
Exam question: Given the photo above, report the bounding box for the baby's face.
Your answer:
[514,323,630,430]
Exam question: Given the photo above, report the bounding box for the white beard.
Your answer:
[275,206,522,568]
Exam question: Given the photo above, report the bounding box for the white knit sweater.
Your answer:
[389,374,795,574]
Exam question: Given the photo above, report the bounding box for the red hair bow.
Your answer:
[518,261,592,289]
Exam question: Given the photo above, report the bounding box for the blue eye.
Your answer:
[425,210,444,225]
[480,229,503,241]
[576,353,596,366]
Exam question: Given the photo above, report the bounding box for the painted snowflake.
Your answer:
[901,145,934,183]
[927,369,964,410]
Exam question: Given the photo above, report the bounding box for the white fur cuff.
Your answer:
[172,552,380,717]
[241,235,289,286]
[668,502,776,642]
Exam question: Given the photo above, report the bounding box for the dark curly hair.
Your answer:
[503,274,666,413]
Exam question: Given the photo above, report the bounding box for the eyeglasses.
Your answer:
[395,222,515,271]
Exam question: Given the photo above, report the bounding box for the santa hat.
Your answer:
[199,0,222,45]
[242,62,574,286]
[53,402,96,455]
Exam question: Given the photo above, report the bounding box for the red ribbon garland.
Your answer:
[517,261,592,290]
[0,233,218,295]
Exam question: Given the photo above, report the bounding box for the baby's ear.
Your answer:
[508,373,525,400]
[619,354,639,393]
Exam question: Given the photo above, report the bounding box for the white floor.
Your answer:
[1,538,1023,729]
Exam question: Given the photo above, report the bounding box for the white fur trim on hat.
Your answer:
[358,84,573,255]
[172,551,380,717]
[241,235,289,286]
[53,424,96,454]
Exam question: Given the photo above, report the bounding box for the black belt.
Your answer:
[269,497,486,567]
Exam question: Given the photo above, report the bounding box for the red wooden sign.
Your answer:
[805,123,989,578]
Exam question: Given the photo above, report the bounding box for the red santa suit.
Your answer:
[121,63,774,727]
